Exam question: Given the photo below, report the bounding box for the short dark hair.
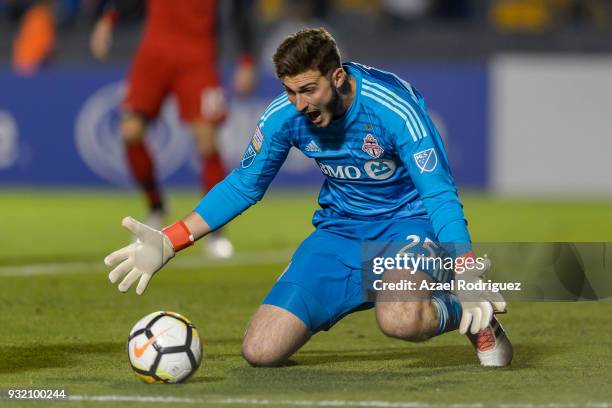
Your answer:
[272,28,341,79]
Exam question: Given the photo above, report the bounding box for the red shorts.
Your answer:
[123,44,227,124]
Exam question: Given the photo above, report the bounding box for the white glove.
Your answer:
[104,216,175,295]
[455,259,507,334]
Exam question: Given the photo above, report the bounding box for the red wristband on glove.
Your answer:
[162,221,194,252]
[457,251,476,261]
[454,251,477,275]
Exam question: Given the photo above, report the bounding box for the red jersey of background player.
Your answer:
[92,0,256,238]
[97,0,255,121]
[141,0,217,61]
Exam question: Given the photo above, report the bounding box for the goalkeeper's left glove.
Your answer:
[454,252,507,334]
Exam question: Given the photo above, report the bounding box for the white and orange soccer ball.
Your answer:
[127,311,202,383]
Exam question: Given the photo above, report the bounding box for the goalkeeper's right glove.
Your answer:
[104,216,194,295]
[454,252,507,335]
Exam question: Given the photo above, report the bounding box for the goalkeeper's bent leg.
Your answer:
[431,290,462,335]
[242,304,311,367]
[375,270,444,342]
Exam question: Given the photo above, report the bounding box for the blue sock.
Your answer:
[431,290,462,335]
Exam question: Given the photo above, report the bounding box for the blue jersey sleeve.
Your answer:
[194,100,294,230]
[392,93,472,253]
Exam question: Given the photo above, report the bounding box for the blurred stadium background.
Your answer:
[1,1,612,405]
[1,0,611,194]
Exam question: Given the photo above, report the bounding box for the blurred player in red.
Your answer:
[90,0,256,258]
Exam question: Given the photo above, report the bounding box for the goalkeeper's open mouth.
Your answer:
[306,109,322,125]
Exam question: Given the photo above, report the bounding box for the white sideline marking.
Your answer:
[0,249,293,277]
[65,396,612,408]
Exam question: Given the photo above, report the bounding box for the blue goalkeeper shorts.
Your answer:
[262,216,450,333]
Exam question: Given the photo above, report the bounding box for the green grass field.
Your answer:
[1,189,612,407]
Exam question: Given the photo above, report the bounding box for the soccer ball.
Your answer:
[127,311,202,383]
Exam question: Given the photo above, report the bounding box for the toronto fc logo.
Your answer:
[362,134,384,159]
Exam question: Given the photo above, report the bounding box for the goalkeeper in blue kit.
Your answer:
[104,28,513,367]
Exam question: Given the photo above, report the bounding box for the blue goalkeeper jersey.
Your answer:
[195,62,471,245]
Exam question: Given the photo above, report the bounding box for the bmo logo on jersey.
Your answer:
[364,159,396,180]
[318,162,362,179]
[317,159,397,180]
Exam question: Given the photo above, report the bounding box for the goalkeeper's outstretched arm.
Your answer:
[103,212,207,296]
[104,116,293,295]
[103,169,282,295]
[103,173,272,296]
